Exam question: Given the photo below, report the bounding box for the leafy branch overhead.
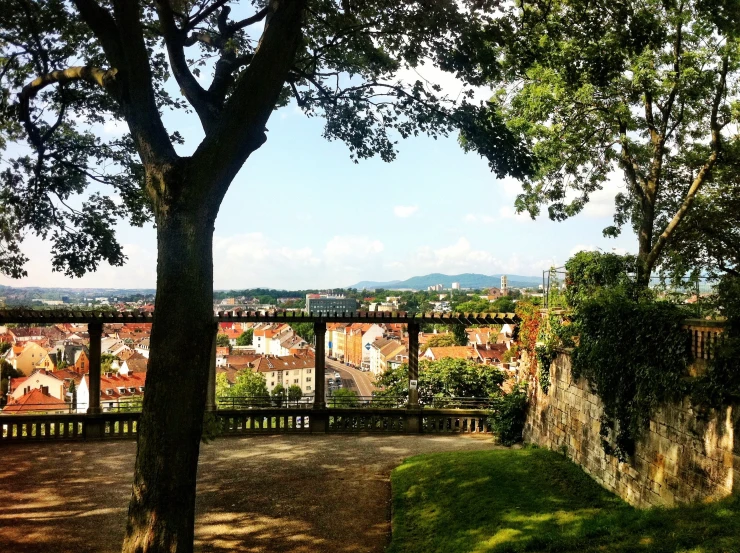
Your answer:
[0,0,533,279]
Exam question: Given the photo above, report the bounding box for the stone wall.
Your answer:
[522,352,740,507]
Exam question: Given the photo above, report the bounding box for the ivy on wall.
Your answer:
[564,253,693,460]
[570,289,692,460]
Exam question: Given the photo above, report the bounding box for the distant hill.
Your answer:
[350,273,541,290]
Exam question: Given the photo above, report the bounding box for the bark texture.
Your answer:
[122,199,217,553]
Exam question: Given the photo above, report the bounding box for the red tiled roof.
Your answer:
[424,346,476,360]
[3,389,68,413]
[92,372,147,401]
[252,354,315,373]
[8,376,28,393]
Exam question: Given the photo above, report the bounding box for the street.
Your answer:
[324,357,377,397]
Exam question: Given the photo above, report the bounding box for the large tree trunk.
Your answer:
[636,193,656,289]
[122,200,217,553]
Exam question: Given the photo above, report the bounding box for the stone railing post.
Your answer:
[86,321,104,439]
[311,321,328,432]
[87,322,103,415]
[407,321,420,407]
[206,323,218,412]
[313,321,327,409]
[406,321,421,433]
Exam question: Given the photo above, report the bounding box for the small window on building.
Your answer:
[106,389,115,395]
[128,387,136,393]
[307,368,312,374]
[306,377,312,382]
[294,379,299,384]
[117,387,126,394]
[271,382,274,387]
[139,387,145,392]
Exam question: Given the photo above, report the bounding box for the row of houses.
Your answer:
[4,355,148,414]
[2,320,519,414]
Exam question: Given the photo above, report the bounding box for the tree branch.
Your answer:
[192,0,306,212]
[187,0,230,30]
[71,0,126,68]
[18,66,119,148]
[100,0,178,169]
[154,0,218,132]
[618,123,647,200]
[660,10,683,137]
[645,55,728,270]
[229,6,269,32]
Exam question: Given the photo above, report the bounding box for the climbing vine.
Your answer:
[514,300,541,375]
[534,313,572,394]
[563,252,692,460]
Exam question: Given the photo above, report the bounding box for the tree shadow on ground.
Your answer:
[0,433,497,553]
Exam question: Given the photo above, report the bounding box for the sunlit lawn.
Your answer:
[388,448,740,553]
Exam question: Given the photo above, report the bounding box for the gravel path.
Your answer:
[0,434,498,552]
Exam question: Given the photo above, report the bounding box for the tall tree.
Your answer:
[485,0,740,285]
[0,1,531,551]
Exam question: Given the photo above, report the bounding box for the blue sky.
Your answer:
[1,62,637,291]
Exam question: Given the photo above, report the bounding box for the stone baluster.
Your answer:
[313,322,326,409]
[407,321,420,408]
[206,323,218,412]
[87,322,103,415]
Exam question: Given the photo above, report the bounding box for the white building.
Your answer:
[135,337,150,359]
[253,354,317,395]
[451,282,460,290]
[77,371,146,413]
[252,324,307,355]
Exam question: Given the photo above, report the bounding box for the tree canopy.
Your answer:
[0,0,533,280]
[424,333,457,348]
[235,329,253,346]
[489,0,740,284]
[229,369,269,398]
[375,357,506,401]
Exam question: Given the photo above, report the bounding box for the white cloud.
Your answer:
[0,235,158,289]
[103,119,127,135]
[500,177,523,199]
[569,244,599,257]
[381,237,571,278]
[393,205,419,218]
[395,62,491,104]
[463,213,496,225]
[562,170,627,219]
[499,205,532,221]
[324,235,384,263]
[568,244,629,257]
[410,238,496,272]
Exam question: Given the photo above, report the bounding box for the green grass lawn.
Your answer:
[388,448,740,553]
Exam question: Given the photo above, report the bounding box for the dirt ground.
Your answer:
[0,433,498,553]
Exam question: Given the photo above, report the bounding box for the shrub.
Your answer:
[489,384,528,446]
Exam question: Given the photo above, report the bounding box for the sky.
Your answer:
[0,38,637,291]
